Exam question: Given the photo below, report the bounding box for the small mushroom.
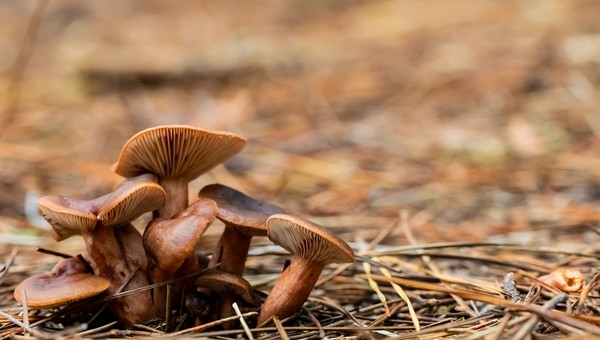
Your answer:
[539,268,584,293]
[112,125,246,219]
[37,174,166,326]
[195,269,260,329]
[198,184,284,275]
[143,197,218,318]
[14,257,110,308]
[257,214,355,326]
[185,291,215,325]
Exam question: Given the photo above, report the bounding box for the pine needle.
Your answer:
[273,316,290,340]
[21,290,29,337]
[577,271,600,312]
[166,311,258,336]
[363,261,390,316]
[233,302,253,340]
[380,267,421,334]
[69,321,118,338]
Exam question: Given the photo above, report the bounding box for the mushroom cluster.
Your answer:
[14,125,355,330]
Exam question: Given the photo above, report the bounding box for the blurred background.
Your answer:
[2,0,600,255]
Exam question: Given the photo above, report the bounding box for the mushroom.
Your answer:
[185,291,215,325]
[112,126,244,321]
[14,257,110,308]
[143,197,218,318]
[539,268,584,293]
[195,269,260,329]
[37,174,166,326]
[112,125,246,219]
[257,214,355,326]
[198,184,284,275]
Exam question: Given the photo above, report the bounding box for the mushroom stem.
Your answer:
[194,270,260,330]
[143,198,218,320]
[209,226,252,275]
[155,254,200,318]
[157,178,188,218]
[147,250,199,321]
[83,224,154,326]
[219,294,238,329]
[150,178,196,317]
[257,257,325,326]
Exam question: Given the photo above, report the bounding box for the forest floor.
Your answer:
[2,0,600,338]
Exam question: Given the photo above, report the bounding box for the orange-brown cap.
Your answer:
[98,174,166,226]
[38,196,98,241]
[112,125,246,181]
[38,174,166,241]
[143,198,218,277]
[539,268,583,293]
[198,184,284,236]
[14,258,110,308]
[267,214,355,264]
[195,270,260,306]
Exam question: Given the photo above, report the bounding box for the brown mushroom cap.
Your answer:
[38,174,166,241]
[199,184,284,236]
[185,291,214,320]
[38,196,98,241]
[112,125,246,181]
[195,270,260,306]
[267,214,355,264]
[257,215,355,326]
[14,258,110,308]
[98,174,166,226]
[143,198,218,278]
